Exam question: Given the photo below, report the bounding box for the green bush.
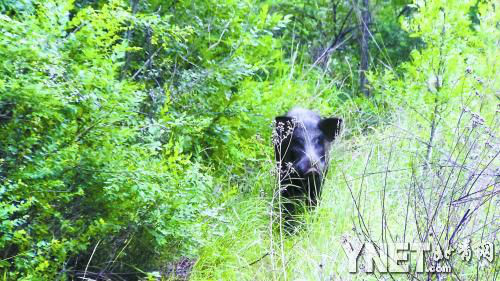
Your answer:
[0,1,215,279]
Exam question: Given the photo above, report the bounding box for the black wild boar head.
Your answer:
[274,108,342,209]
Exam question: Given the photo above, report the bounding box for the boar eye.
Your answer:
[312,136,323,145]
[293,138,305,146]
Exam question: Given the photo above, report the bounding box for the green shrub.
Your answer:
[0,1,214,279]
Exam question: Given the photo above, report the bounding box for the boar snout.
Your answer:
[296,158,321,177]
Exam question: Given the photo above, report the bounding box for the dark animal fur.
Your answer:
[274,108,342,216]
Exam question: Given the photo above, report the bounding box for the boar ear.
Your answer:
[275,116,293,124]
[274,116,294,137]
[319,117,343,141]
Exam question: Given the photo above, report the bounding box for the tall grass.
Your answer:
[190,95,500,280]
[190,3,500,279]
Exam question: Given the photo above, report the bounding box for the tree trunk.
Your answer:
[358,0,371,96]
[121,0,140,79]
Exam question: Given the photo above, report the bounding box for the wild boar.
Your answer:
[274,108,342,215]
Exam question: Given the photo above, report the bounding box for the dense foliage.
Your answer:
[1,0,499,280]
